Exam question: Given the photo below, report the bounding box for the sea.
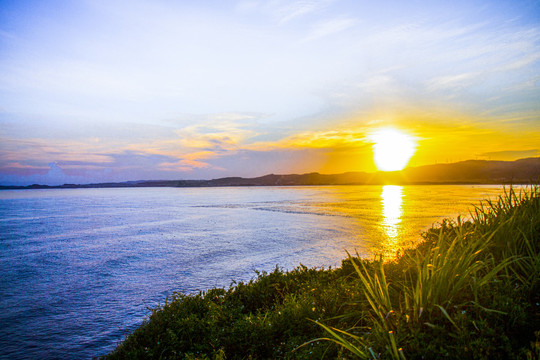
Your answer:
[0,185,514,359]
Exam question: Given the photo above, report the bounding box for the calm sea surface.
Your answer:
[0,185,512,359]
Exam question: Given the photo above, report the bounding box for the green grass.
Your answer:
[104,186,540,359]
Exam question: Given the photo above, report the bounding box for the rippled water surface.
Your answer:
[0,185,511,359]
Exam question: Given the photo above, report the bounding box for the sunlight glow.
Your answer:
[381,185,403,240]
[370,128,417,171]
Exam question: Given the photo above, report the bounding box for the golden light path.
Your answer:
[381,185,404,246]
[370,128,417,171]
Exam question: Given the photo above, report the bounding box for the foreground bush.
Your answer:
[105,187,540,359]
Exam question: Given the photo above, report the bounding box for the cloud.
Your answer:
[303,17,356,40]
[158,159,212,172]
[278,129,368,149]
[0,162,88,186]
[176,119,258,153]
[0,110,278,185]
[426,72,480,91]
[104,151,178,168]
[256,0,333,24]
[0,149,213,185]
[0,138,114,168]
[496,51,540,72]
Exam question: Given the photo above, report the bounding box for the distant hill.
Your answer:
[1,157,539,190]
[401,157,540,184]
[177,157,540,186]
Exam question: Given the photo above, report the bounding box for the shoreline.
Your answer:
[0,181,532,191]
[2,157,539,190]
[104,187,540,359]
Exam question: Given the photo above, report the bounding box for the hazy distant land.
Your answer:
[2,157,539,190]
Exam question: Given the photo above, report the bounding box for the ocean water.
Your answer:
[0,185,511,359]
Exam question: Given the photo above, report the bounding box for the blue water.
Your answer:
[0,185,509,359]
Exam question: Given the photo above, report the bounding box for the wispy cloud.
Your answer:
[176,119,258,154]
[426,72,480,91]
[157,159,212,172]
[257,0,333,24]
[303,17,356,41]
[278,129,368,149]
[0,138,114,166]
[497,51,540,72]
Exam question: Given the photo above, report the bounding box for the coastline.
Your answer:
[2,157,539,190]
[104,187,540,359]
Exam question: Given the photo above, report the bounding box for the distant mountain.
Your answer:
[1,157,539,190]
[176,172,372,187]
[178,157,540,186]
[401,157,540,184]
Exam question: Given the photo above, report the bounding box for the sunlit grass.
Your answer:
[310,186,539,359]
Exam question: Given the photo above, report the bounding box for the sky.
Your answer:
[0,0,539,185]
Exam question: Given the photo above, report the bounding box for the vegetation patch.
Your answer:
[105,187,540,359]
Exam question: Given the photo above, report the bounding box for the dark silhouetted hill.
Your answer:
[177,157,540,186]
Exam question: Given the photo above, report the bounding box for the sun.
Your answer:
[370,128,417,171]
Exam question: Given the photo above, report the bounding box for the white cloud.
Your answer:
[496,51,540,72]
[303,17,356,41]
[426,72,480,91]
[263,0,333,24]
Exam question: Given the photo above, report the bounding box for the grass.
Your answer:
[104,186,540,359]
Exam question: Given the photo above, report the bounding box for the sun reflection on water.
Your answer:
[381,185,404,244]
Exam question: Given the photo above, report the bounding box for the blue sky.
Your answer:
[1,0,539,185]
